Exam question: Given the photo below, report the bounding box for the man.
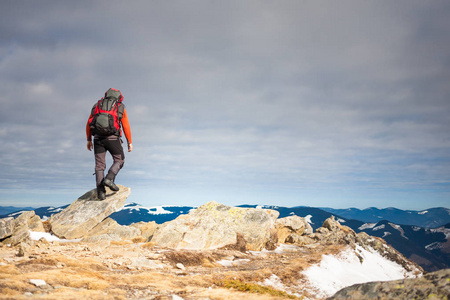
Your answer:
[86,88,133,200]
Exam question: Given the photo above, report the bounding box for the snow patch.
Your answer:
[29,231,81,243]
[389,223,408,239]
[217,259,250,267]
[119,204,173,215]
[430,227,450,239]
[418,210,428,215]
[9,210,29,217]
[372,224,385,231]
[301,245,418,298]
[412,226,421,232]
[425,242,442,251]
[304,215,312,224]
[359,223,376,230]
[383,232,391,238]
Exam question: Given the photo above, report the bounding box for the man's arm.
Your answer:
[86,116,93,151]
[121,109,133,152]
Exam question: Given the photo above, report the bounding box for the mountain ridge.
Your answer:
[1,203,449,271]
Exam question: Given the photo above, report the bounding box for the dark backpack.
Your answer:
[88,88,124,136]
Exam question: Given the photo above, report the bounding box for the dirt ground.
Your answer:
[0,239,345,300]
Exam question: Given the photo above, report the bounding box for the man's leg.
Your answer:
[94,138,107,199]
[103,137,124,191]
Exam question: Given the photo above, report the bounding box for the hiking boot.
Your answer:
[97,190,106,200]
[103,178,119,191]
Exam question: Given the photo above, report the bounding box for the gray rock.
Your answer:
[151,201,279,251]
[0,217,14,239]
[49,185,130,239]
[329,268,450,300]
[82,217,141,242]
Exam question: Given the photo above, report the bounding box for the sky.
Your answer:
[1,1,449,210]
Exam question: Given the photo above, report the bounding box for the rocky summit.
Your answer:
[49,185,130,239]
[0,185,445,299]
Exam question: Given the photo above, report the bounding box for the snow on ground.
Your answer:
[9,211,28,217]
[29,231,81,243]
[301,245,418,298]
[216,259,251,267]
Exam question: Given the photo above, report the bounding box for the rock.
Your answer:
[28,215,45,232]
[0,217,14,239]
[49,185,130,239]
[29,279,47,287]
[310,216,357,245]
[151,201,279,251]
[176,263,185,270]
[1,211,44,246]
[130,221,157,240]
[275,215,313,243]
[82,217,141,242]
[322,216,355,235]
[17,242,30,257]
[329,268,450,299]
[285,234,315,246]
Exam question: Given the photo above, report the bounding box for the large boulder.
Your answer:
[49,185,130,239]
[151,201,279,251]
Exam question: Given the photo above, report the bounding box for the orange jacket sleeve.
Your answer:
[121,109,132,144]
[86,116,92,141]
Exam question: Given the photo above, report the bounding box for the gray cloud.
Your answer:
[1,1,449,209]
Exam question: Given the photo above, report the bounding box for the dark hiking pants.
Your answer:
[94,136,124,191]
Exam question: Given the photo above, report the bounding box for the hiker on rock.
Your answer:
[86,88,133,200]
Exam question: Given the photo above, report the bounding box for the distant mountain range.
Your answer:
[1,203,449,272]
[320,207,450,228]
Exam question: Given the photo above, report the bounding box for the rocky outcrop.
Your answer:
[275,215,313,243]
[310,215,357,245]
[82,217,141,242]
[329,268,450,299]
[49,185,130,239]
[151,201,279,251]
[1,211,45,246]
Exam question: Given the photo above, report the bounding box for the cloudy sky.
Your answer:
[1,1,449,210]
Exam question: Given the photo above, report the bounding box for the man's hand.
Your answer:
[87,141,93,151]
[128,143,133,152]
